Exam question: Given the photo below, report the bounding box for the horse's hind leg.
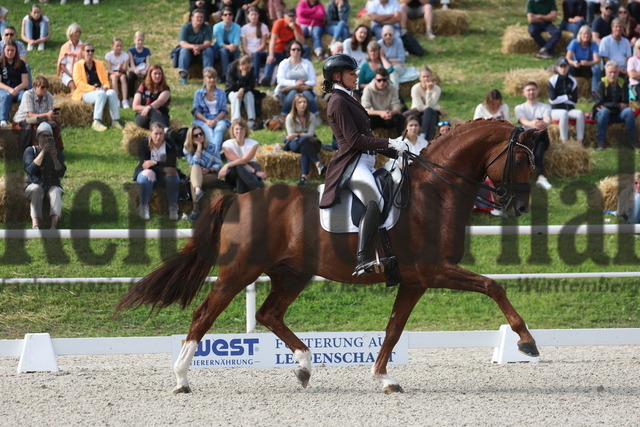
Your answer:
[256,270,313,388]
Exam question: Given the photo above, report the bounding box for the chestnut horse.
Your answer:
[117,119,543,394]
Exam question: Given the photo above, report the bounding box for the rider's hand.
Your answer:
[388,137,408,154]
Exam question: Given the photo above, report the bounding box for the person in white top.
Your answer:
[391,115,428,168]
[105,37,131,109]
[473,88,510,120]
[407,66,446,140]
[343,24,372,66]
[219,118,267,194]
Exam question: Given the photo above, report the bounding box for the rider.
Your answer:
[319,54,408,277]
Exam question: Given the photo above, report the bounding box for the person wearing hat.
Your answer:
[22,121,66,230]
[319,53,407,277]
[548,56,585,144]
[526,0,561,59]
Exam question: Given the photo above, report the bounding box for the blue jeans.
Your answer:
[560,19,586,37]
[262,52,286,83]
[301,25,324,53]
[280,90,319,115]
[214,46,240,78]
[528,22,561,51]
[326,22,350,41]
[632,195,640,224]
[192,118,230,151]
[596,107,638,147]
[136,172,180,206]
[23,17,49,42]
[0,88,25,121]
[285,136,320,175]
[178,46,214,74]
[82,89,120,121]
[252,51,268,83]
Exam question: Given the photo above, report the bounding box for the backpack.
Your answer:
[401,33,426,57]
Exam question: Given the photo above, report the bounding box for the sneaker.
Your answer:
[247,119,256,130]
[84,0,90,4]
[297,176,308,186]
[596,142,606,151]
[425,29,436,40]
[260,77,271,87]
[442,4,449,9]
[92,120,107,131]
[194,189,204,203]
[187,210,200,221]
[0,120,9,128]
[536,176,552,190]
[38,43,45,51]
[121,99,130,109]
[490,209,508,218]
[180,76,188,85]
[60,0,67,4]
[93,0,99,3]
[138,205,150,221]
[535,48,554,59]
[27,44,34,52]
[316,163,326,175]
[32,226,39,230]
[169,205,179,221]
[111,121,123,130]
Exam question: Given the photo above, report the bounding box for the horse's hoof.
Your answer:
[383,384,404,394]
[294,367,311,388]
[518,341,540,357]
[173,386,192,394]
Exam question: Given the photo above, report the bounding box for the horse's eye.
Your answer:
[515,158,523,166]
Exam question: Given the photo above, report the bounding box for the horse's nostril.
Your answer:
[519,205,529,214]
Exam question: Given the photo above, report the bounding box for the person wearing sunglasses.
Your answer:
[212,6,241,83]
[1,26,27,62]
[274,39,319,117]
[437,120,451,136]
[362,68,405,136]
[592,0,615,43]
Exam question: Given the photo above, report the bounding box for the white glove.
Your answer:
[388,137,408,154]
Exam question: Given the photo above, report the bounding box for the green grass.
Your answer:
[1,0,640,339]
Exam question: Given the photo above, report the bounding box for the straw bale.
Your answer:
[45,75,70,95]
[591,174,634,210]
[544,142,593,178]
[0,173,29,222]
[187,63,203,80]
[630,100,640,110]
[53,95,112,127]
[169,118,184,130]
[585,122,628,148]
[0,129,23,160]
[353,15,372,29]
[547,123,593,145]
[255,145,336,179]
[400,79,418,100]
[432,9,469,35]
[504,68,553,97]
[574,77,592,100]
[122,122,149,156]
[261,94,282,119]
[501,25,573,55]
[127,184,193,216]
[372,127,400,138]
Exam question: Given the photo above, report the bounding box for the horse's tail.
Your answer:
[115,194,238,313]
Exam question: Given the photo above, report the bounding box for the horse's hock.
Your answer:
[501,25,574,55]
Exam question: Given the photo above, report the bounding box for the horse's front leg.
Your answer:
[373,283,427,394]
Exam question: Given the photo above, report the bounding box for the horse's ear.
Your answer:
[520,127,547,146]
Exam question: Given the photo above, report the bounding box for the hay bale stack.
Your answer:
[353,15,372,29]
[46,75,70,95]
[547,123,596,145]
[261,94,282,119]
[433,9,469,35]
[53,95,111,127]
[504,68,553,97]
[584,122,627,148]
[630,100,640,110]
[544,142,593,178]
[317,97,328,122]
[254,145,335,179]
[0,174,29,223]
[372,127,400,138]
[121,122,149,156]
[574,77,592,100]
[0,129,23,160]
[169,118,184,130]
[127,184,191,216]
[501,25,573,55]
[590,174,634,210]
[400,79,418,100]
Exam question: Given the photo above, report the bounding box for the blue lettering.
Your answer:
[244,338,259,355]
[212,339,229,356]
[195,340,211,357]
[275,353,295,364]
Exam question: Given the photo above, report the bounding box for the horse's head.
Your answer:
[485,127,543,217]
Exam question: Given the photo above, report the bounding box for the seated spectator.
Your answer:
[241,6,270,85]
[629,0,640,24]
[13,76,63,151]
[127,31,152,105]
[182,125,222,221]
[0,6,7,37]
[367,0,404,40]
[599,18,632,74]
[566,24,601,96]
[394,115,428,167]
[362,68,405,135]
[274,40,319,117]
[514,81,553,190]
[261,8,308,86]
[226,55,258,129]
[0,41,28,127]
[549,57,585,144]
[400,0,435,40]
[190,0,216,21]
[0,26,27,63]
[473,88,510,120]
[71,43,122,132]
[178,8,214,85]
[437,119,451,136]
[329,40,343,54]
[133,123,181,221]
[407,66,445,141]
[378,25,406,88]
[358,40,394,92]
[560,0,587,36]
[325,0,351,44]
[586,0,602,24]
[593,60,637,149]
[343,24,372,67]
[219,118,267,193]
[23,122,66,229]
[21,4,50,51]
[56,23,83,94]
[628,39,640,99]
[283,93,323,186]
[526,0,561,59]
[616,171,640,223]
[132,64,171,130]
[105,37,131,109]
[213,6,242,82]
[617,5,640,45]
[297,0,327,59]
[192,67,230,151]
[593,0,614,43]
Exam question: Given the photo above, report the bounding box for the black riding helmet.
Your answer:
[322,54,358,92]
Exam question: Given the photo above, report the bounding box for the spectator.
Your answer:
[377,25,406,88]
[0,6,7,37]
[599,18,632,74]
[593,60,637,149]
[358,40,394,92]
[190,0,216,21]
[325,0,351,44]
[628,39,640,99]
[362,68,405,135]
[241,6,269,85]
[526,0,561,59]
[586,0,602,24]
[213,6,242,82]
[226,55,257,129]
[192,67,230,151]
[593,0,614,43]
[473,88,510,120]
[437,119,451,136]
[127,31,152,105]
[178,8,214,85]
[0,41,28,127]
[548,57,585,144]
[105,37,130,109]
[266,0,286,23]
[274,40,319,117]
[566,24,602,96]
[629,0,640,24]
[219,118,267,193]
[400,0,435,40]
[133,123,181,221]
[514,81,553,190]
[21,4,50,52]
[72,43,122,132]
[343,24,372,66]
[182,125,222,221]
[367,0,405,40]
[394,115,428,167]
[56,23,83,94]
[1,26,27,62]
[297,0,327,59]
[23,122,65,230]
[261,8,308,86]
[132,64,171,130]
[329,40,344,54]
[284,93,323,186]
[560,0,587,36]
[407,66,445,141]
[617,5,640,45]
[616,171,640,223]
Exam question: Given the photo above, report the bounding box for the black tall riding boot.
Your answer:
[354,201,382,277]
